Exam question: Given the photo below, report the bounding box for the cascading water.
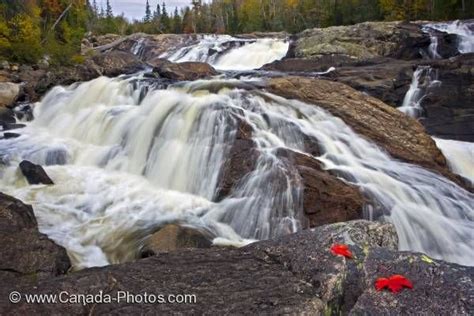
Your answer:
[434,138,474,186]
[398,66,440,118]
[424,20,474,55]
[1,75,473,268]
[160,35,290,71]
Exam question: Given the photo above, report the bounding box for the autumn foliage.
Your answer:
[330,244,353,258]
[375,274,414,293]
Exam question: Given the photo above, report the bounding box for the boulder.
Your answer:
[2,132,20,139]
[262,57,415,107]
[216,119,364,228]
[92,51,146,77]
[0,193,70,289]
[0,107,15,124]
[420,53,474,141]
[276,149,365,227]
[140,224,213,257]
[266,76,468,189]
[0,82,21,107]
[151,59,219,81]
[294,21,430,61]
[19,160,54,185]
[2,219,471,315]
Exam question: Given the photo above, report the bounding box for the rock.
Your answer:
[0,122,25,131]
[92,51,146,77]
[151,59,219,81]
[2,219,471,315]
[2,132,20,139]
[262,57,415,107]
[37,58,49,70]
[294,21,430,61]
[350,248,473,315]
[420,53,474,141]
[0,82,21,107]
[276,149,365,227]
[19,160,54,185]
[140,224,213,257]
[216,118,364,229]
[266,76,468,188]
[0,193,70,289]
[0,107,15,123]
[0,60,9,70]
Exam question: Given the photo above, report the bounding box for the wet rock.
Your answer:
[0,106,15,123]
[215,118,259,200]
[421,53,474,141]
[19,160,54,185]
[151,59,219,81]
[140,224,213,257]
[277,149,365,227]
[294,21,430,61]
[2,132,20,139]
[0,82,21,107]
[266,76,468,189]
[0,122,25,131]
[0,193,70,289]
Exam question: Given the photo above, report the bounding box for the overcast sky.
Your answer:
[96,0,190,21]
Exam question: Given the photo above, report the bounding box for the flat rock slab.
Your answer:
[1,215,472,315]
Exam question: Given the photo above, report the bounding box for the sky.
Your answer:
[96,0,191,21]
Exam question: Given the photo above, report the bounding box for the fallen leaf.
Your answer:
[421,255,434,264]
[330,244,353,258]
[375,274,413,293]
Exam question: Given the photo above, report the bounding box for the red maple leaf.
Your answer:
[330,244,353,258]
[375,274,413,293]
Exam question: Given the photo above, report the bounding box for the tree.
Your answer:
[160,2,170,32]
[106,0,113,18]
[154,3,161,20]
[144,0,152,22]
[172,7,182,33]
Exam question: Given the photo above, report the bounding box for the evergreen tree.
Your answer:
[144,0,152,22]
[106,0,113,18]
[154,3,161,20]
[161,2,170,32]
[172,7,182,33]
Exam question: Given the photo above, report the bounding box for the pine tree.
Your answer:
[144,0,152,22]
[154,3,161,20]
[106,0,113,18]
[161,2,170,32]
[172,7,182,33]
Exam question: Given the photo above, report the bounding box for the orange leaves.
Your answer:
[375,274,413,293]
[330,244,353,259]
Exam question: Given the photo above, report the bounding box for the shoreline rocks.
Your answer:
[0,194,471,315]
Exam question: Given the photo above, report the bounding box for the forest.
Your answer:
[0,0,472,64]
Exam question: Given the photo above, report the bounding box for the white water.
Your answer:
[398,66,440,118]
[435,138,474,186]
[1,75,473,268]
[161,35,290,71]
[424,20,474,55]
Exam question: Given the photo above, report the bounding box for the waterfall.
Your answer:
[398,66,439,118]
[424,20,474,55]
[160,35,290,71]
[1,76,473,268]
[434,138,474,186]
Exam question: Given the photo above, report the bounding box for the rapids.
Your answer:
[424,20,474,55]
[1,75,473,268]
[160,35,290,71]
